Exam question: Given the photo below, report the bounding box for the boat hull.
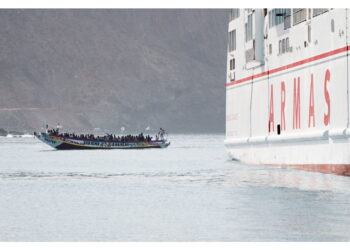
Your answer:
[35,133,170,150]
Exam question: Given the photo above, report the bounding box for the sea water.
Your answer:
[0,134,350,241]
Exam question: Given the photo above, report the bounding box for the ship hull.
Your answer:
[225,9,350,175]
[35,133,170,150]
[225,135,350,176]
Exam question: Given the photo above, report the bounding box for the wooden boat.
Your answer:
[34,131,170,150]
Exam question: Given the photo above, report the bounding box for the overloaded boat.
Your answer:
[34,127,170,150]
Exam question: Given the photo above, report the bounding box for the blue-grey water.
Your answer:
[1,134,350,241]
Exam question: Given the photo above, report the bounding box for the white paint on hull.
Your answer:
[225,9,350,166]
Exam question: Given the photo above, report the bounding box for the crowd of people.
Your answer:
[45,127,166,143]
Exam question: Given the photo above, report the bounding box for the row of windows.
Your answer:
[313,8,328,17]
[278,37,291,55]
[269,18,333,56]
[228,9,329,57]
[268,8,328,30]
[229,9,240,21]
[228,11,252,53]
[276,20,335,56]
[228,30,236,52]
[231,8,329,31]
[268,39,291,56]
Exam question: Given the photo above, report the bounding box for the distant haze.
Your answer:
[0,9,228,134]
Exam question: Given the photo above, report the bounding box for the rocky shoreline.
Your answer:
[0,128,27,137]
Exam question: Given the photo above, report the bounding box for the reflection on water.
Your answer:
[0,135,350,241]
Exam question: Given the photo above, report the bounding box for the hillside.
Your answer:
[0,9,228,134]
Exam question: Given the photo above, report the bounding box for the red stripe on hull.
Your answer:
[266,164,350,177]
[226,46,350,87]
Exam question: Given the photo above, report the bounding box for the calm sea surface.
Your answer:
[1,134,350,241]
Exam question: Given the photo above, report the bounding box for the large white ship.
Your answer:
[225,9,350,175]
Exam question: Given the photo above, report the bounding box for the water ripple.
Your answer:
[1,168,350,194]
[0,170,209,180]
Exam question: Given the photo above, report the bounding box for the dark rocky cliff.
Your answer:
[0,9,228,133]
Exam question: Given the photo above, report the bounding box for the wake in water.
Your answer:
[1,166,349,193]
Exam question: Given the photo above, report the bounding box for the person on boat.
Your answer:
[44,125,159,144]
[158,128,166,140]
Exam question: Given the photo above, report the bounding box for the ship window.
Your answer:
[269,44,272,55]
[284,9,291,30]
[282,39,286,54]
[275,9,285,26]
[228,30,236,52]
[293,9,307,25]
[307,25,311,43]
[245,14,253,42]
[331,19,335,32]
[313,8,328,17]
[286,38,289,52]
[230,9,240,21]
[269,9,291,28]
[229,58,235,71]
[279,40,282,54]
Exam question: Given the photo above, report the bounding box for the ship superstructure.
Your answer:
[225,9,350,174]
